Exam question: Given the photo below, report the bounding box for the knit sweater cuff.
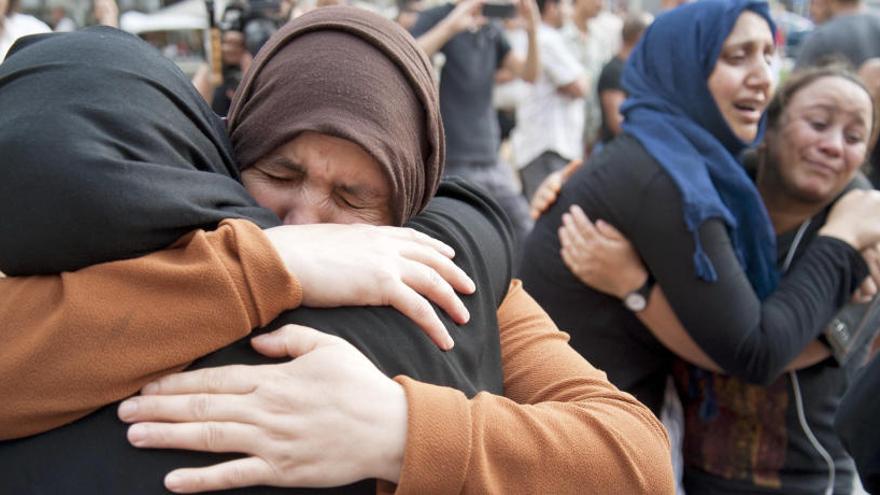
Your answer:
[217,219,302,327]
[392,375,471,495]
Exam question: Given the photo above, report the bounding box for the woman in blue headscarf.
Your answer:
[520,0,879,435]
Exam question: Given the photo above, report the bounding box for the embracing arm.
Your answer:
[627,178,867,384]
[0,218,474,440]
[558,207,832,373]
[112,284,670,493]
[0,219,299,439]
[386,280,674,494]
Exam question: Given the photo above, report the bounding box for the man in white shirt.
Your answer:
[560,0,620,154]
[0,0,50,61]
[512,0,586,200]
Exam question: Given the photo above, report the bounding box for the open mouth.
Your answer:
[732,101,763,121]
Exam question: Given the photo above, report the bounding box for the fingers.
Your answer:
[594,218,626,241]
[560,212,592,252]
[140,365,259,396]
[529,173,562,219]
[530,190,557,219]
[560,159,583,180]
[380,226,455,258]
[565,205,600,241]
[401,258,470,324]
[854,276,878,303]
[400,240,476,295]
[118,393,257,424]
[380,226,477,294]
[251,324,342,359]
[387,283,455,350]
[163,457,274,494]
[127,421,260,454]
[865,245,880,287]
[559,238,580,273]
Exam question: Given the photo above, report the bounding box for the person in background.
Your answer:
[859,57,880,187]
[796,0,880,69]
[212,4,252,116]
[531,12,648,227]
[659,0,688,10]
[512,0,587,201]
[395,0,425,30]
[809,0,832,25]
[492,15,526,145]
[411,0,540,251]
[49,3,75,32]
[835,352,880,494]
[0,0,49,60]
[92,0,118,28]
[561,0,620,157]
[594,11,650,150]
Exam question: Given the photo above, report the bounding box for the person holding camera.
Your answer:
[511,0,587,201]
[411,0,540,253]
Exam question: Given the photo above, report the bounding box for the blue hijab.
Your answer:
[620,0,779,299]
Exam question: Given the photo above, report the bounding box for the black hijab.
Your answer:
[0,27,278,275]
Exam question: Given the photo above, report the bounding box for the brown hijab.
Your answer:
[227,6,443,226]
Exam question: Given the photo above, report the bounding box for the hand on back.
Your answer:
[263,223,476,350]
[118,324,407,493]
[558,205,647,299]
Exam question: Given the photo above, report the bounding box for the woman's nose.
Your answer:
[818,130,844,158]
[283,205,324,226]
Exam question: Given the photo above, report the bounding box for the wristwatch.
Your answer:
[623,274,655,312]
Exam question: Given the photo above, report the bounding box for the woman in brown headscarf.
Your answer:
[226,8,444,229]
[0,7,673,494]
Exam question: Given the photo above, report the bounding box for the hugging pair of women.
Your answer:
[0,6,672,495]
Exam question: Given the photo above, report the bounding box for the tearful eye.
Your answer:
[845,133,865,145]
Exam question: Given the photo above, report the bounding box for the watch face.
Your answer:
[624,292,647,312]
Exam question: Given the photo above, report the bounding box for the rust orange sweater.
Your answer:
[0,219,300,438]
[383,280,674,494]
[0,221,673,493]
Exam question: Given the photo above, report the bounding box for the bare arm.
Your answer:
[500,0,540,83]
[599,88,626,136]
[556,76,588,98]
[414,0,485,57]
[93,0,119,28]
[191,63,215,105]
